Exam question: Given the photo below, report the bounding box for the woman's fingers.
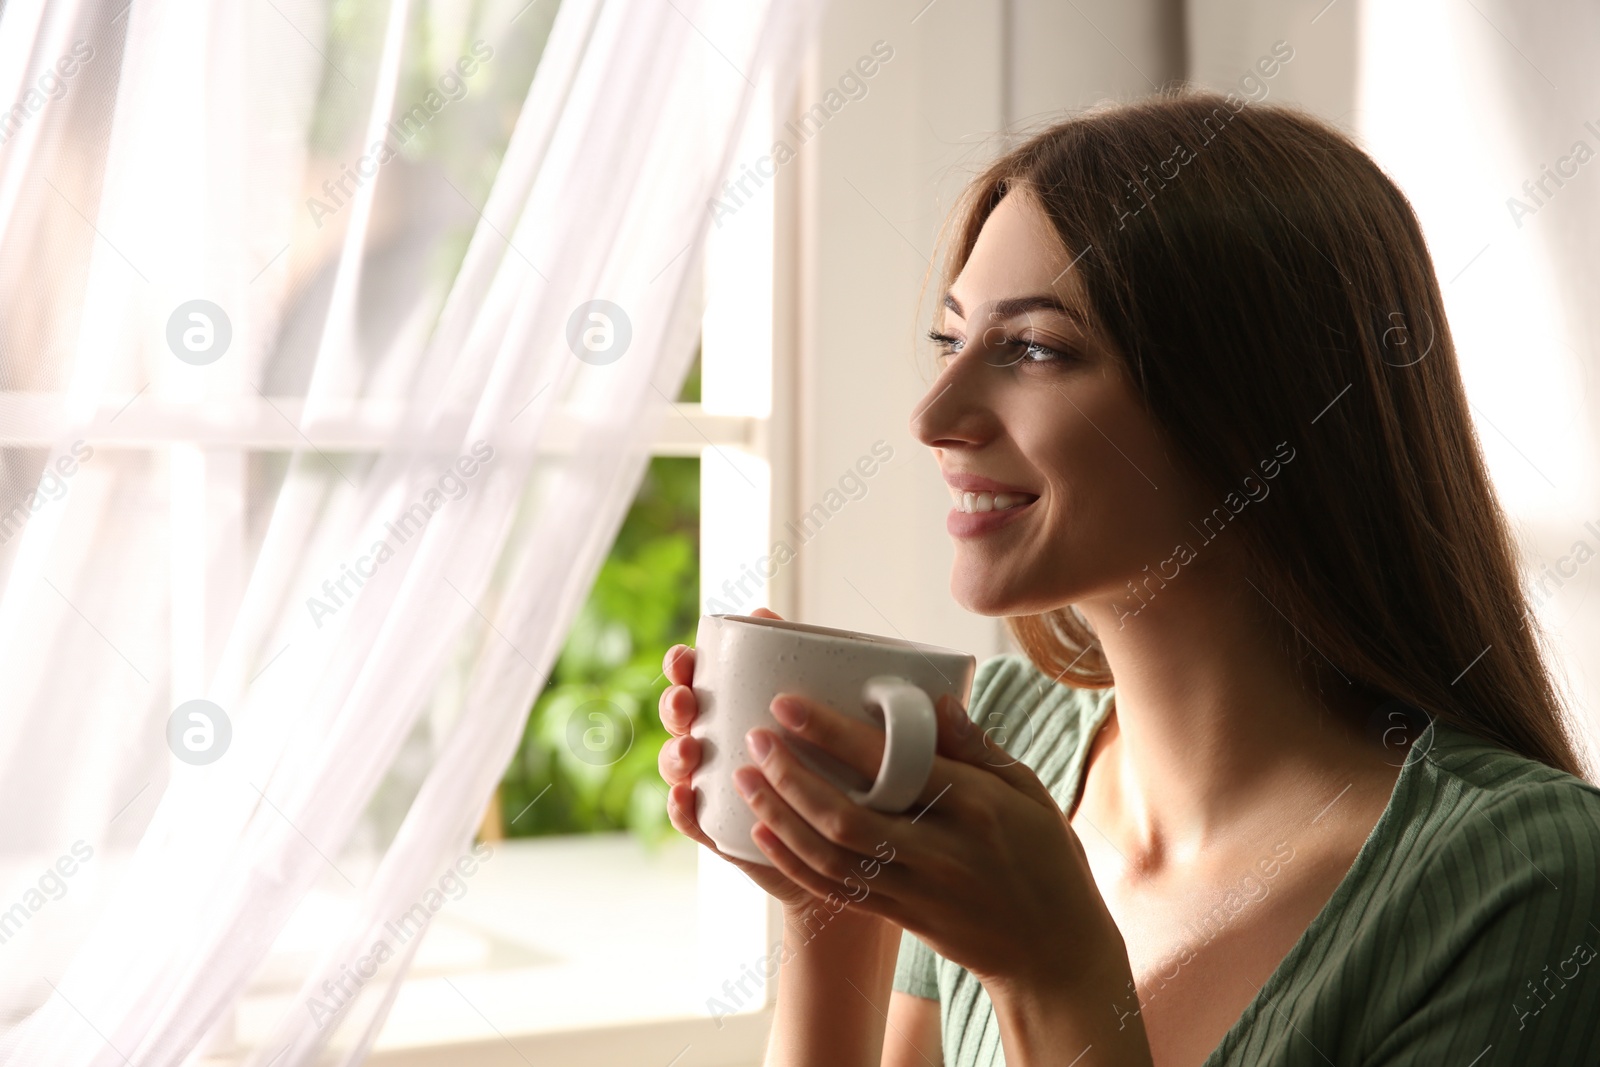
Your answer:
[749,820,862,905]
[741,728,891,866]
[938,693,1057,805]
[663,644,695,686]
[659,608,781,728]
[735,761,870,901]
[769,690,988,816]
[665,782,712,845]
[658,734,699,787]
[658,683,697,736]
[669,775,835,914]
[768,692,890,783]
[911,694,1059,815]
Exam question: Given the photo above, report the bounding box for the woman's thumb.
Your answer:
[934,693,1058,809]
[935,693,987,761]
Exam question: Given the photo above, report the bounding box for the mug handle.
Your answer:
[845,675,939,812]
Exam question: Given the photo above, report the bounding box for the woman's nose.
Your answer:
[910,357,992,450]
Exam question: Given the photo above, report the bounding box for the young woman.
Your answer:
[656,91,1600,1066]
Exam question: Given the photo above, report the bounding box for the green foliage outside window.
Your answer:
[497,358,701,845]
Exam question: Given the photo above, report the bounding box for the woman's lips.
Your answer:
[946,497,1038,537]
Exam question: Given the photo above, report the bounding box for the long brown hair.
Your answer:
[937,90,1588,779]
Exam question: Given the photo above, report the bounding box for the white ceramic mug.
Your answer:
[689,613,976,865]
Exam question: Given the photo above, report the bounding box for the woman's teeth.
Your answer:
[952,490,1034,514]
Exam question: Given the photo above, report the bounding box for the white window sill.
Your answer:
[229,833,773,1066]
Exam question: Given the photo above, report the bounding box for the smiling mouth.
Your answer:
[948,488,1039,514]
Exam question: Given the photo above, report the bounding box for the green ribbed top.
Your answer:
[893,654,1600,1065]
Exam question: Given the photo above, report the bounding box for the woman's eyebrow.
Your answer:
[942,291,1088,330]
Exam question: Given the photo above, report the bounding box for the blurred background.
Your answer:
[0,0,1595,1064]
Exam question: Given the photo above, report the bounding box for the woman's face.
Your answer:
[910,189,1212,619]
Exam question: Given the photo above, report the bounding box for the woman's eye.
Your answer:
[997,338,1069,365]
[1015,340,1063,363]
[927,329,1071,368]
[927,330,965,364]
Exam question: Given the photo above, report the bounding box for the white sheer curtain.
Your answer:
[0,0,813,1063]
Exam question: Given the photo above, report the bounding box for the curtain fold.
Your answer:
[0,0,816,1063]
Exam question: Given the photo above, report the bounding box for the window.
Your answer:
[0,4,785,1059]
[350,69,788,1065]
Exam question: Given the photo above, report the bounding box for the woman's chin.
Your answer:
[951,563,1086,618]
[950,570,1027,617]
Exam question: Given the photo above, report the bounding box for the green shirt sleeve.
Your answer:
[893,927,939,1001]
[1361,780,1600,1065]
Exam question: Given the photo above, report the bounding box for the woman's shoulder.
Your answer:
[1343,721,1600,1060]
[1411,719,1600,854]
[1211,722,1600,1063]
[1382,719,1600,913]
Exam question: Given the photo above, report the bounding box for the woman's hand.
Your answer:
[658,608,881,921]
[732,689,1128,1000]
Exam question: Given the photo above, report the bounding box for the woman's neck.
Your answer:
[1073,560,1388,871]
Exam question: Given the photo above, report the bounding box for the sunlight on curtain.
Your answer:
[0,0,816,1063]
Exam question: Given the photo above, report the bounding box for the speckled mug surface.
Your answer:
[689,614,976,866]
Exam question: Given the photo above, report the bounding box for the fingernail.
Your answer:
[746,727,773,763]
[770,695,807,730]
[733,766,762,798]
